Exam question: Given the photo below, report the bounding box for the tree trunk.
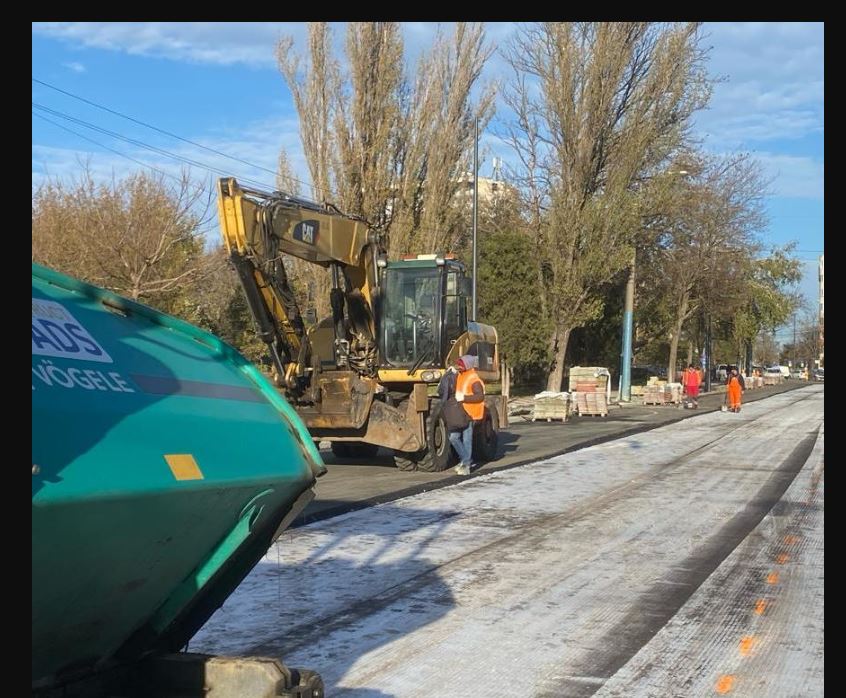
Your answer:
[667,292,689,382]
[546,326,571,391]
[686,341,694,368]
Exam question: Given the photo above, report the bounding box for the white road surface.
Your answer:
[191,386,824,697]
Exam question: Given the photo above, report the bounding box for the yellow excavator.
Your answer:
[217,177,507,471]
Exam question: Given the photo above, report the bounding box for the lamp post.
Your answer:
[619,248,636,402]
[471,117,479,321]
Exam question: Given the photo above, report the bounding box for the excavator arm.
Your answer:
[217,177,384,392]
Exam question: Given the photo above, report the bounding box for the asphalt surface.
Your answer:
[294,380,810,526]
[194,384,824,697]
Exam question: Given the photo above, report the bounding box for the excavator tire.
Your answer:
[393,402,453,472]
[330,442,380,459]
[289,667,325,698]
[473,404,500,463]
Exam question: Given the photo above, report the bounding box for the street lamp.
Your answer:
[619,170,689,403]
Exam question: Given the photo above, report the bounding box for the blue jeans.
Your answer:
[448,422,474,466]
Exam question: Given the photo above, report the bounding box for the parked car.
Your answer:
[630,365,666,384]
[812,368,824,382]
[764,366,783,379]
[777,365,791,379]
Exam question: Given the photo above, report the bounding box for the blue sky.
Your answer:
[32,22,823,337]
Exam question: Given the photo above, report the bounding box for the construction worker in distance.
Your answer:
[683,364,701,408]
[453,354,486,475]
[725,367,745,413]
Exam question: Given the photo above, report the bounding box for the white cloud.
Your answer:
[754,152,824,200]
[62,61,86,73]
[33,22,302,68]
[697,22,823,148]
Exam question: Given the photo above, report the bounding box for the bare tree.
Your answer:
[32,167,207,313]
[277,22,494,259]
[503,22,711,390]
[277,23,338,203]
[655,153,769,379]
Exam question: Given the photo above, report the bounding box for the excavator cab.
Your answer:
[378,256,470,371]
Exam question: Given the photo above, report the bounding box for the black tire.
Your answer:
[473,405,499,463]
[290,668,324,698]
[331,442,379,459]
[393,402,454,472]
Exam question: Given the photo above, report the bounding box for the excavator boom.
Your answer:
[217,178,382,388]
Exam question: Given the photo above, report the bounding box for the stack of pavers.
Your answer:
[643,377,682,405]
[643,377,666,405]
[531,391,569,422]
[568,366,609,417]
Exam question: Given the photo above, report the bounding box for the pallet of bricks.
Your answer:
[643,377,683,406]
[568,366,608,417]
[531,391,569,422]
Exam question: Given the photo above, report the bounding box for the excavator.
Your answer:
[217,177,507,471]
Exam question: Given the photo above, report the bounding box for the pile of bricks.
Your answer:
[572,390,608,417]
[531,391,569,422]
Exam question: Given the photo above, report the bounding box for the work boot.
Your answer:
[454,463,470,476]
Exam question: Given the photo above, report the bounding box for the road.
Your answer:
[296,381,809,525]
[191,384,823,697]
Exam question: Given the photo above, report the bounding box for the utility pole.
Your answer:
[619,249,636,402]
[471,117,479,321]
[793,312,797,367]
[704,314,712,393]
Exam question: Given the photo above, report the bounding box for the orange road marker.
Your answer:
[776,552,790,564]
[754,599,768,615]
[716,675,735,694]
[739,636,756,656]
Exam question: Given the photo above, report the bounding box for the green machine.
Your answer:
[32,263,326,697]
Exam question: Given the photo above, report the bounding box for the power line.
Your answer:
[33,101,276,192]
[32,76,338,202]
[33,110,189,186]
[31,79,490,248]
[33,77,283,179]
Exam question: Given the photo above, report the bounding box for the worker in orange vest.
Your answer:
[683,364,701,408]
[453,355,486,475]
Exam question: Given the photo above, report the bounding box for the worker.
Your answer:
[726,367,745,413]
[683,364,701,407]
[453,355,486,475]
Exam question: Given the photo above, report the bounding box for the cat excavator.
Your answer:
[217,177,506,471]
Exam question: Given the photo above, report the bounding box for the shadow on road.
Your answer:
[193,503,460,698]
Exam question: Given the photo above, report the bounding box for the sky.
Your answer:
[31,22,824,339]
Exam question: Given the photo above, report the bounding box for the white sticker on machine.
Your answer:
[32,298,114,363]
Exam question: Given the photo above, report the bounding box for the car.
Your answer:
[777,365,791,379]
[713,364,729,382]
[812,368,824,382]
[764,366,783,380]
[630,365,665,384]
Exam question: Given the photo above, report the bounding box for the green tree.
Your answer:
[503,22,712,390]
[478,229,551,385]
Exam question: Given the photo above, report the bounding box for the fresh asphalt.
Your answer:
[293,380,810,527]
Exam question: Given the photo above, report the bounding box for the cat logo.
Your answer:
[293,220,319,245]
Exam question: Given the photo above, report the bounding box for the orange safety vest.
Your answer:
[456,369,485,421]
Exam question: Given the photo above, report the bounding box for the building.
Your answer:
[454,159,516,207]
